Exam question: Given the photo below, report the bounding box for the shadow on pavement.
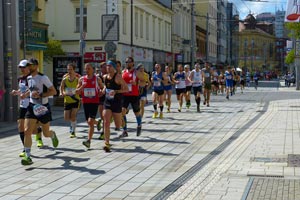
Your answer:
[28,151,105,175]
[112,146,177,156]
[111,136,190,144]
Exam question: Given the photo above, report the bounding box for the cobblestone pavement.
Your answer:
[0,84,300,200]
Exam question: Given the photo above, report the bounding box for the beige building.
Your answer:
[195,0,217,63]
[45,0,172,72]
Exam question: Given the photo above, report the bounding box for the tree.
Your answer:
[285,23,300,64]
[44,40,65,62]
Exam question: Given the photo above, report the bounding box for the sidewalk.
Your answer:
[0,88,300,199]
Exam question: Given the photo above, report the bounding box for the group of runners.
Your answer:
[12,56,250,165]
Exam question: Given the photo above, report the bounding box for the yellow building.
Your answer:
[235,28,276,72]
[20,0,48,72]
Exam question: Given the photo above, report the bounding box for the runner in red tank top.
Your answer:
[76,63,104,149]
[120,56,145,138]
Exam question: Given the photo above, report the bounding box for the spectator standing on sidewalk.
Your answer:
[77,63,104,149]
[21,58,59,165]
[60,63,80,138]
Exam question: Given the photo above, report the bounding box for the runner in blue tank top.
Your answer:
[225,66,233,100]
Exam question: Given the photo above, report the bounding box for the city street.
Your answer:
[1,82,300,200]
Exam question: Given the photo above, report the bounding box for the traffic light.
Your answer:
[19,0,35,31]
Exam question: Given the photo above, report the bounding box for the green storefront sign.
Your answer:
[20,26,48,50]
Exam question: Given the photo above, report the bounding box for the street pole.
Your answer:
[251,38,254,72]
[190,0,195,66]
[205,13,209,61]
[244,38,247,69]
[79,0,84,72]
[3,0,18,121]
[22,0,26,58]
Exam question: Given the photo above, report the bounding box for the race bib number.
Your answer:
[153,80,161,87]
[65,88,76,96]
[127,84,132,92]
[205,73,210,78]
[194,77,201,83]
[33,104,49,117]
[84,88,96,97]
[105,88,114,100]
[227,75,232,79]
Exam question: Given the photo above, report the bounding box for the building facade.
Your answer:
[45,0,172,72]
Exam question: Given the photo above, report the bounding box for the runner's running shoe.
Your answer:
[70,132,76,138]
[37,139,44,148]
[82,140,91,148]
[51,131,59,148]
[119,131,128,138]
[98,132,104,140]
[21,156,33,165]
[97,119,102,131]
[137,126,142,136]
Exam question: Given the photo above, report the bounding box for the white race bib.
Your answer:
[33,104,49,117]
[205,73,210,78]
[153,80,161,87]
[105,88,114,100]
[127,84,132,92]
[84,88,96,97]
[65,88,76,96]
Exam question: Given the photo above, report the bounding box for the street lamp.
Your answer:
[244,38,247,69]
[251,38,254,72]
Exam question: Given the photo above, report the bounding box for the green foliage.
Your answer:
[285,23,300,39]
[284,23,300,64]
[285,49,295,65]
[44,40,65,61]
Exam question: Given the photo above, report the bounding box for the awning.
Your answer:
[26,43,47,51]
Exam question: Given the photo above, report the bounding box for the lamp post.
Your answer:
[244,38,247,69]
[251,38,254,72]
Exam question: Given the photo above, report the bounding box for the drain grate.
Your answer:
[247,174,284,178]
[250,157,287,163]
[288,154,300,167]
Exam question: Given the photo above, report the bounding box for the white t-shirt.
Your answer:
[27,73,53,105]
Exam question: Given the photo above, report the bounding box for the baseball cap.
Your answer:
[18,59,29,68]
[28,58,39,65]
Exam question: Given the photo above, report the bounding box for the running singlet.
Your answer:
[203,68,211,84]
[152,72,164,90]
[191,70,202,87]
[64,77,79,104]
[104,73,122,100]
[18,75,30,108]
[185,71,192,86]
[27,73,53,105]
[122,69,139,96]
[81,75,100,104]
[225,71,233,80]
[174,72,186,89]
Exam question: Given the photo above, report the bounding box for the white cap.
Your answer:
[18,59,29,67]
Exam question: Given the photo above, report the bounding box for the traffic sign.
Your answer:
[102,14,119,41]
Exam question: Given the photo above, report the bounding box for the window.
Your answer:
[123,6,127,34]
[153,17,156,42]
[135,9,138,37]
[158,19,161,44]
[146,14,149,40]
[140,12,143,38]
[75,7,87,32]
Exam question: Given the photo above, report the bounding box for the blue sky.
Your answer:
[230,0,287,19]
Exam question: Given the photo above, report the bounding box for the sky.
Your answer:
[230,0,287,19]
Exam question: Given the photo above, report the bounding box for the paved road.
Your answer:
[0,84,300,200]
